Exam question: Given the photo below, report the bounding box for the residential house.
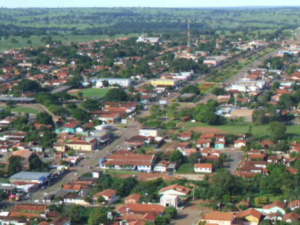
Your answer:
[236,208,263,225]
[194,163,214,173]
[283,212,299,223]
[125,194,142,204]
[139,128,161,137]
[178,132,193,141]
[196,139,211,149]
[289,200,300,211]
[154,160,169,173]
[234,139,247,148]
[201,211,235,225]
[93,189,120,205]
[100,152,156,172]
[116,203,165,216]
[256,201,286,215]
[55,122,79,134]
[180,148,197,157]
[215,140,225,149]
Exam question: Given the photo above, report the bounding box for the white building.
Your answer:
[136,37,162,44]
[96,78,131,87]
[160,194,180,208]
[139,128,161,137]
[194,163,213,173]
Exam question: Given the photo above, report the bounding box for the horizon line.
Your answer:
[2,5,300,9]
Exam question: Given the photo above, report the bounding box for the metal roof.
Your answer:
[9,171,50,180]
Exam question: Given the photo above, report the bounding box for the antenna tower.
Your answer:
[187,19,191,53]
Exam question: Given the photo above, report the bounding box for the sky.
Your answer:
[1,0,300,8]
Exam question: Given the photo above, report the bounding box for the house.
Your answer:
[100,152,156,172]
[159,184,191,196]
[9,204,49,219]
[136,37,162,44]
[215,141,225,149]
[234,139,247,148]
[154,160,169,173]
[236,208,263,225]
[178,132,193,141]
[10,150,34,170]
[125,194,142,204]
[201,211,235,225]
[180,148,197,157]
[288,200,300,211]
[194,163,213,173]
[283,212,299,223]
[93,189,120,205]
[116,203,165,216]
[196,139,211,149]
[55,122,78,134]
[64,139,98,152]
[256,201,286,215]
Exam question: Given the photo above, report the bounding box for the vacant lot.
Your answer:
[70,88,109,98]
[182,122,300,136]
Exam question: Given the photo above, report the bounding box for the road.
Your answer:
[226,151,244,174]
[32,119,139,200]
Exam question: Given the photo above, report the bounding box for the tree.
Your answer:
[188,152,202,164]
[169,150,184,165]
[105,88,128,102]
[211,87,226,96]
[268,122,286,141]
[180,85,200,95]
[8,156,23,176]
[36,112,54,125]
[252,109,269,125]
[81,99,102,111]
[88,208,107,225]
[97,196,106,203]
[29,154,48,172]
[71,108,90,122]
[16,79,41,92]
[102,80,109,87]
[6,100,16,108]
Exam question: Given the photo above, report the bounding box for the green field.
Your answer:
[11,107,40,115]
[75,88,110,98]
[182,122,300,137]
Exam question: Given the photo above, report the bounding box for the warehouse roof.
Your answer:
[9,171,50,180]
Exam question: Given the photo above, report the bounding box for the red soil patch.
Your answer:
[114,172,179,181]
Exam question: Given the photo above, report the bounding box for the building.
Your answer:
[201,211,235,225]
[153,160,169,173]
[158,184,191,196]
[215,141,225,149]
[139,128,161,137]
[194,163,213,173]
[234,140,247,148]
[9,172,50,185]
[116,203,165,216]
[136,37,162,44]
[125,194,142,204]
[100,152,156,172]
[10,149,34,170]
[150,79,178,87]
[93,189,120,205]
[236,208,263,225]
[96,78,131,87]
[230,109,254,122]
[160,194,180,208]
[256,201,286,215]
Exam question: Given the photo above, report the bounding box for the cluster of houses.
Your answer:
[201,200,300,225]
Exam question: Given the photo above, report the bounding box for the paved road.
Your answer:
[32,119,139,200]
[226,151,244,174]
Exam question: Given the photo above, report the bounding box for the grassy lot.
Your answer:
[182,122,300,136]
[11,107,40,115]
[176,163,194,174]
[75,88,110,98]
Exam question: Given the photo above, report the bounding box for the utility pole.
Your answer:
[187,19,191,53]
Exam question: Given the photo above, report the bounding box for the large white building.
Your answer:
[136,36,162,44]
[96,78,131,87]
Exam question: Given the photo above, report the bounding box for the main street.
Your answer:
[33,120,139,201]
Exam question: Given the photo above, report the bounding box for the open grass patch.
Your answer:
[177,163,194,174]
[11,107,40,115]
[73,88,110,98]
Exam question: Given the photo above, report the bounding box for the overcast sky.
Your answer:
[2,0,300,8]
